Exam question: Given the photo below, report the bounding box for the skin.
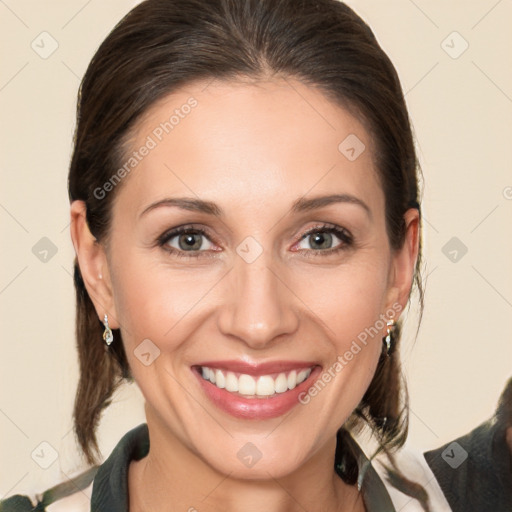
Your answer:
[70,77,419,512]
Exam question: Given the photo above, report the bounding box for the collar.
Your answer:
[91,423,396,511]
[90,423,149,511]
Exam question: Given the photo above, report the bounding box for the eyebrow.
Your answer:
[139,193,371,219]
[291,194,371,217]
[139,197,223,218]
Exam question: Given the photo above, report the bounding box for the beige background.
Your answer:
[1,0,511,498]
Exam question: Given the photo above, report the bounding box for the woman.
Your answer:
[0,0,451,510]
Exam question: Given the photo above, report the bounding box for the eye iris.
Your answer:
[179,233,202,250]
[310,232,332,250]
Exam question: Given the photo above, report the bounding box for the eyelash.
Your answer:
[296,224,354,259]
[156,223,354,259]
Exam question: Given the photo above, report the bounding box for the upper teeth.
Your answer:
[200,366,312,398]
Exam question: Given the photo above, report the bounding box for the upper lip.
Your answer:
[193,360,319,376]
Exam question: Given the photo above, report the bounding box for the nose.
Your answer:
[217,249,299,350]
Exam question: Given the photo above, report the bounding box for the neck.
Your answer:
[128,409,364,512]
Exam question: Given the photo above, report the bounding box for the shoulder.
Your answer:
[424,418,512,512]
[371,444,453,512]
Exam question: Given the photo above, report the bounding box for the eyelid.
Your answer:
[293,222,352,243]
[156,224,221,259]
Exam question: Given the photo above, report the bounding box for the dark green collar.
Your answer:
[90,423,150,511]
[90,423,395,511]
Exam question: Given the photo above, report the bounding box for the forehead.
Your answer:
[113,78,382,220]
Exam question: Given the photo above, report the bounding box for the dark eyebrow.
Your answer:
[139,193,371,219]
[139,197,223,218]
[291,194,371,218]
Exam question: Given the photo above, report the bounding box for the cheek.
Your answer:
[293,256,390,342]
[291,268,389,433]
[110,248,211,339]
[289,257,390,411]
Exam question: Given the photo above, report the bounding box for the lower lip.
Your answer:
[192,366,322,420]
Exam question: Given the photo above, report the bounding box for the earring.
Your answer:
[103,314,114,346]
[382,319,396,356]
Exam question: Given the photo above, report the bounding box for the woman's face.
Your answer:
[74,78,418,479]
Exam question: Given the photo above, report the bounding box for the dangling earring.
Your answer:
[103,314,114,346]
[382,319,396,356]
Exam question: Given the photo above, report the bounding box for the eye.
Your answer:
[294,224,353,254]
[157,226,216,258]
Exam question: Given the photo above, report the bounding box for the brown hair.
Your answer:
[496,376,512,429]
[68,0,423,479]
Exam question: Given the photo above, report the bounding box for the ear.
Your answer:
[385,208,420,318]
[69,200,120,329]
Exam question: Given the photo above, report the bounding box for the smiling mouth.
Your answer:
[191,361,322,419]
[194,365,314,398]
